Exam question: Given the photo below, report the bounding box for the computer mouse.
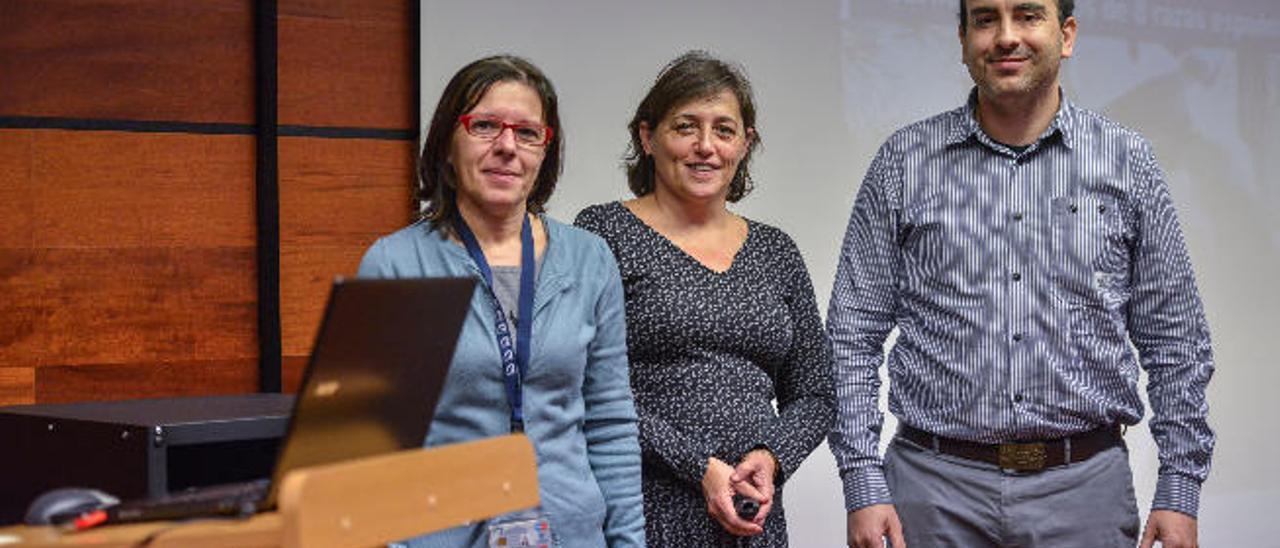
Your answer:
[23,487,119,526]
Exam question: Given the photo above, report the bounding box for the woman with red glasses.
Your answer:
[359,55,643,548]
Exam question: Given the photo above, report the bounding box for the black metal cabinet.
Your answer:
[0,394,292,524]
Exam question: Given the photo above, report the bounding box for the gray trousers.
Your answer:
[885,437,1141,547]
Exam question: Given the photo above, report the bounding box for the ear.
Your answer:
[1060,16,1077,59]
[639,121,654,156]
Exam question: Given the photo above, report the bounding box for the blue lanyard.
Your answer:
[455,215,536,432]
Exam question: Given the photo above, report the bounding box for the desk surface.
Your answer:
[0,434,540,548]
[0,513,280,547]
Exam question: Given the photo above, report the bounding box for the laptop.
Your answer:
[96,277,476,525]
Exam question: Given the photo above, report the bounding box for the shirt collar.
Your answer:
[947,87,1077,150]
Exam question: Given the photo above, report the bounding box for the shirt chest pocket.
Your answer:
[1050,194,1132,308]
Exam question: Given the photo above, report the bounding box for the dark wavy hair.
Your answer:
[958,0,1074,33]
[624,51,760,203]
[418,55,562,229]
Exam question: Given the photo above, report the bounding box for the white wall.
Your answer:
[422,1,1280,545]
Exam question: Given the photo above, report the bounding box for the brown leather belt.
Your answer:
[896,423,1123,472]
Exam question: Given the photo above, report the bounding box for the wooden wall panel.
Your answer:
[280,246,369,357]
[0,368,35,406]
[282,356,309,394]
[278,138,414,247]
[0,133,35,407]
[36,360,257,404]
[29,131,257,248]
[0,132,34,249]
[0,0,254,123]
[278,0,413,128]
[0,131,257,401]
[278,137,414,366]
[0,248,256,366]
[2,129,255,250]
[1,1,415,405]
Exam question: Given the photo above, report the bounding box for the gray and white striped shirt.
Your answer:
[827,90,1215,517]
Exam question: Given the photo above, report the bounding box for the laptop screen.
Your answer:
[264,277,475,506]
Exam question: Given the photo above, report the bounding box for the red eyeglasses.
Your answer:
[457,115,553,147]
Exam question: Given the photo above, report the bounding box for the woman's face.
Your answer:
[640,89,753,204]
[448,81,548,217]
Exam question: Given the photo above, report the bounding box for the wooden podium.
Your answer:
[0,434,539,547]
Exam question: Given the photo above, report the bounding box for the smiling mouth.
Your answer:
[988,58,1031,74]
[686,162,720,173]
[990,55,1029,64]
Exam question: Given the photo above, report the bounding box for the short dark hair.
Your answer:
[624,51,761,203]
[958,0,1075,32]
[418,55,562,229]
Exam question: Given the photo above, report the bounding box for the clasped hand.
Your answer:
[701,449,777,537]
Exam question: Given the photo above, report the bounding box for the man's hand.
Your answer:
[702,457,764,536]
[1139,509,1197,548]
[847,504,906,548]
[731,448,778,526]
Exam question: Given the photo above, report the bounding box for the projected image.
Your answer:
[840,0,1280,253]
[838,9,968,141]
[1078,42,1265,253]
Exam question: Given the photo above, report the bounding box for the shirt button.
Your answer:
[1013,394,1024,403]
[1069,204,1079,213]
[1011,272,1022,282]
[1012,333,1024,342]
[1012,212,1024,221]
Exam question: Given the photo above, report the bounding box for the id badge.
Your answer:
[487,509,553,548]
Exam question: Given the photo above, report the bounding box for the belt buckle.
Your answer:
[998,442,1047,471]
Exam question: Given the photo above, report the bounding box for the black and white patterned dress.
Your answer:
[575,202,834,547]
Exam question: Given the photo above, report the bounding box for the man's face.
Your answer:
[960,0,1076,102]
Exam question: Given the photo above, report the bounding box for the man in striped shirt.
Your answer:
[828,1,1214,547]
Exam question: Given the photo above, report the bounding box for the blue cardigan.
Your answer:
[357,216,644,548]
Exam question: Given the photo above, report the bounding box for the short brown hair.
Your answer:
[958,0,1075,33]
[624,51,761,203]
[419,55,562,228]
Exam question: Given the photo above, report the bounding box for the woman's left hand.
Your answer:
[731,448,778,526]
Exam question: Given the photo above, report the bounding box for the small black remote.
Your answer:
[733,494,760,520]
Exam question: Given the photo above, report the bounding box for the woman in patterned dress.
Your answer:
[575,51,835,547]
